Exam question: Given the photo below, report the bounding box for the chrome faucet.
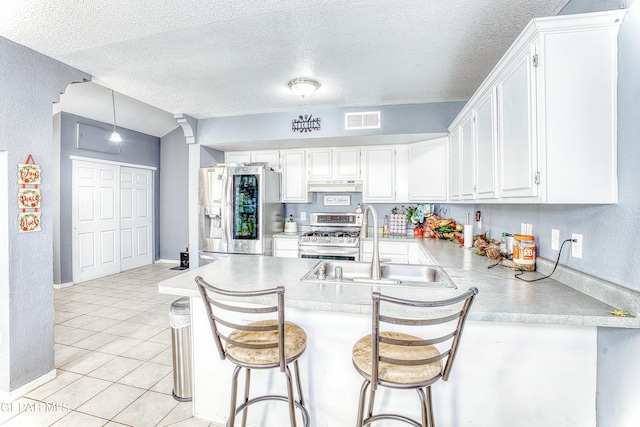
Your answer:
[362,205,381,280]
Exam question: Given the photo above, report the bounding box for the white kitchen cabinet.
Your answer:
[448,127,461,201]
[459,114,475,199]
[280,149,310,203]
[408,138,448,202]
[333,147,361,180]
[273,235,299,258]
[448,9,625,204]
[225,151,251,164]
[363,146,396,202]
[307,147,361,181]
[474,88,498,199]
[225,150,280,170]
[307,148,333,179]
[360,240,411,264]
[496,44,538,199]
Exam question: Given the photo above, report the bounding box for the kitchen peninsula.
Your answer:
[159,239,640,427]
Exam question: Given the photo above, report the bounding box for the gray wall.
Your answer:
[198,102,465,144]
[159,127,189,260]
[0,36,88,393]
[57,112,162,284]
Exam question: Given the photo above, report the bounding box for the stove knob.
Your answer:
[339,238,344,243]
[346,238,352,243]
[325,237,331,243]
[304,236,310,242]
[312,237,317,242]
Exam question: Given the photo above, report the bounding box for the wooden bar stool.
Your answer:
[352,287,478,427]
[195,276,310,427]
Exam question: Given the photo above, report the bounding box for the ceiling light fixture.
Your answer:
[108,89,123,143]
[288,78,320,98]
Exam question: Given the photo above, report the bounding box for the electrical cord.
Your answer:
[513,238,575,282]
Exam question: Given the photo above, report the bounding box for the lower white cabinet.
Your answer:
[360,240,411,264]
[273,235,299,258]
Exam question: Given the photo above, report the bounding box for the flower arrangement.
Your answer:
[405,204,427,226]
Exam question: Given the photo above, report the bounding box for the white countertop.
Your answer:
[159,238,640,328]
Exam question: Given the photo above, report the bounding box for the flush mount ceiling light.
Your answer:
[108,89,123,143]
[288,78,320,98]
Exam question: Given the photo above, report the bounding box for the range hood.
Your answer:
[307,179,363,193]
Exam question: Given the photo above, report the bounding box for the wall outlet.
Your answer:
[551,229,560,251]
[300,212,307,221]
[572,233,583,258]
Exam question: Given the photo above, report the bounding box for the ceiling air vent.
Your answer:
[345,111,381,130]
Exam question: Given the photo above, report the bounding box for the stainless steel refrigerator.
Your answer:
[199,165,284,255]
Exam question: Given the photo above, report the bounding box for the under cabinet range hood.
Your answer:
[307,179,363,192]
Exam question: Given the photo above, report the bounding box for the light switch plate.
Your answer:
[521,223,527,234]
[300,212,307,221]
[526,224,533,235]
[551,229,560,251]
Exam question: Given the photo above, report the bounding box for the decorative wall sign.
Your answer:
[17,154,41,233]
[18,188,41,209]
[292,114,321,133]
[323,195,351,206]
[18,212,41,233]
[17,163,41,185]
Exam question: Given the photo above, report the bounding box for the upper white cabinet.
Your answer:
[496,45,538,199]
[474,88,498,199]
[225,150,280,170]
[280,149,310,203]
[333,147,361,180]
[363,146,396,202]
[307,147,361,180]
[408,138,448,202]
[448,9,625,204]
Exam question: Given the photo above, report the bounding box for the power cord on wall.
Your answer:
[488,238,576,282]
[514,238,576,282]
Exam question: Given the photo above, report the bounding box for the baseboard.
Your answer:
[156,259,179,264]
[53,282,74,290]
[0,369,56,403]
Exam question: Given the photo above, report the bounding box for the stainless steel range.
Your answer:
[298,212,363,260]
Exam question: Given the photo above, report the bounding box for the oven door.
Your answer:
[298,245,359,261]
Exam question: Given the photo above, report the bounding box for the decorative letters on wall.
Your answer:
[17,154,41,233]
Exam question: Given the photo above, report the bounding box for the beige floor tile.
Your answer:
[149,373,174,396]
[121,340,169,361]
[59,351,115,375]
[25,370,83,401]
[149,347,173,367]
[96,336,145,356]
[54,328,95,346]
[112,390,179,427]
[118,363,173,390]
[55,346,90,368]
[51,410,109,426]
[60,314,102,328]
[81,317,122,332]
[106,308,143,321]
[54,311,81,325]
[156,401,196,426]
[128,324,167,341]
[101,321,143,337]
[128,311,165,325]
[71,332,119,351]
[76,383,146,420]
[43,376,112,411]
[148,329,171,345]
[87,356,144,382]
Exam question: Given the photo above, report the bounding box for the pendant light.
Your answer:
[109,89,123,143]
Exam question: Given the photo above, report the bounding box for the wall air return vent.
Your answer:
[345,111,381,130]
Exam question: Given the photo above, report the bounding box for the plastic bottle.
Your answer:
[382,215,390,237]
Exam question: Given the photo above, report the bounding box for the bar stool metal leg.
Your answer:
[241,368,251,427]
[356,380,370,427]
[228,365,242,427]
[293,360,305,407]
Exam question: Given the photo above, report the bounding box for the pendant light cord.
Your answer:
[111,90,118,130]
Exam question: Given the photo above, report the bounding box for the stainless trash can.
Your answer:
[169,297,192,401]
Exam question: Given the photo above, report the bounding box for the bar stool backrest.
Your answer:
[371,287,478,388]
[195,276,287,372]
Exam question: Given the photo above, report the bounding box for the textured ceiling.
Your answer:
[1,0,569,135]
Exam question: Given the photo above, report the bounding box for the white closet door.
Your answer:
[120,167,153,271]
[72,160,120,283]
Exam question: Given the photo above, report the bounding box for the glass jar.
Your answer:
[513,234,536,271]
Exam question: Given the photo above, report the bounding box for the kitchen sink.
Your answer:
[300,260,456,289]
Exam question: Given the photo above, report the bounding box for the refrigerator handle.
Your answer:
[222,172,232,247]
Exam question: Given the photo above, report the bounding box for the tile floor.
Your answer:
[0,263,214,427]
